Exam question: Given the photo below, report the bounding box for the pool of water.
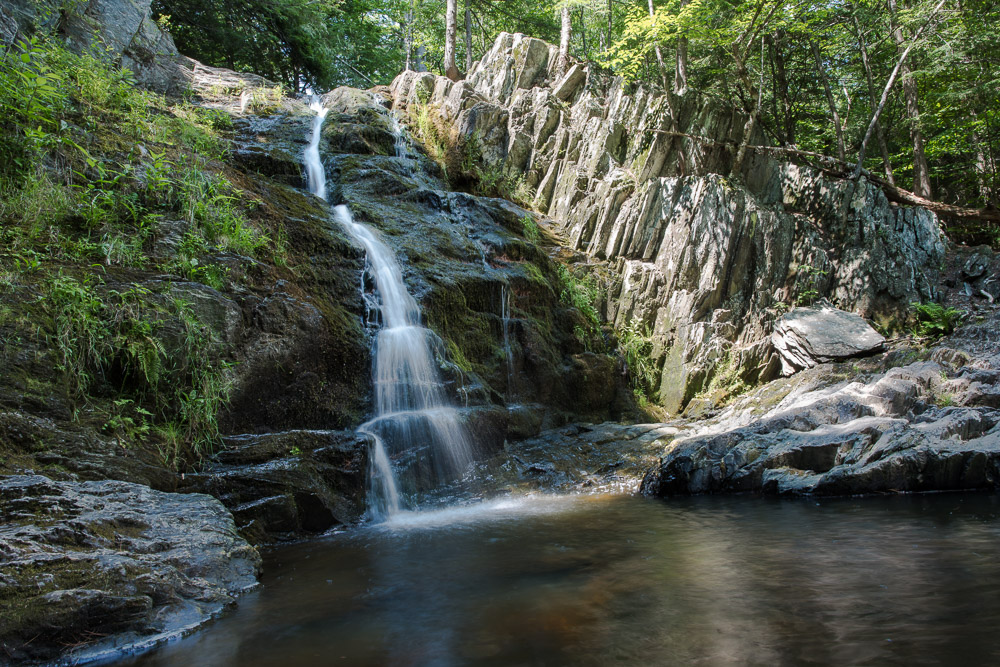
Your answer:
[129,492,1000,666]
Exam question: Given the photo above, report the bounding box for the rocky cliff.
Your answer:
[391,33,946,413]
[2,16,998,664]
[1,0,271,95]
[1,18,633,662]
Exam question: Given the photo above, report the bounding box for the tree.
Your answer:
[559,3,572,74]
[444,0,461,80]
[465,1,474,72]
[675,0,688,93]
[889,0,931,197]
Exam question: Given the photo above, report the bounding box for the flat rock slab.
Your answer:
[0,475,260,664]
[772,303,885,375]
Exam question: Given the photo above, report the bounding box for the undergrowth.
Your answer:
[616,317,659,404]
[0,29,263,466]
[912,302,964,339]
[39,274,232,464]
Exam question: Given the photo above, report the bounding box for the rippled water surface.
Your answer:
[130,493,1000,666]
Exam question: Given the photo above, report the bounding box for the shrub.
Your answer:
[617,318,658,400]
[912,302,963,339]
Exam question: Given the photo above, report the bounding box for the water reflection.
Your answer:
[129,493,1000,666]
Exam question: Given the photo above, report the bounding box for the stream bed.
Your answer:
[128,492,1000,666]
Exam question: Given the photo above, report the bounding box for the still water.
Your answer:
[131,493,1000,666]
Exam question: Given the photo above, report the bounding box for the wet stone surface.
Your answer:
[0,475,260,665]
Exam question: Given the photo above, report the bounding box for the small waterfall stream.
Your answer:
[306,99,475,520]
[500,284,515,399]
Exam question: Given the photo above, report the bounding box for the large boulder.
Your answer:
[0,475,260,664]
[772,303,885,375]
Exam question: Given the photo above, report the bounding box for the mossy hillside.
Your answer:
[0,35,370,479]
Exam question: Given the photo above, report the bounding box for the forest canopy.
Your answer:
[152,0,1000,214]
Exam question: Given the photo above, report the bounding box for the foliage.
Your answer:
[520,215,541,243]
[617,317,658,401]
[0,34,259,468]
[912,301,964,339]
[146,0,999,222]
[794,263,828,306]
[703,350,750,402]
[557,263,601,325]
[35,274,233,464]
[153,0,406,92]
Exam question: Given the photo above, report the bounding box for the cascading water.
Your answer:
[388,113,409,160]
[306,99,475,520]
[500,284,515,399]
[305,98,328,201]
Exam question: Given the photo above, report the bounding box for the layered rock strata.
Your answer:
[392,32,946,412]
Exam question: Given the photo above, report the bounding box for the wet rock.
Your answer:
[488,421,681,494]
[641,358,1000,498]
[772,303,885,375]
[318,92,628,427]
[184,430,369,542]
[0,474,259,664]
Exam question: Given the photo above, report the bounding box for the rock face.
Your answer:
[392,32,946,413]
[771,302,886,375]
[640,353,1000,497]
[320,86,630,431]
[2,0,190,94]
[183,430,369,543]
[0,475,260,664]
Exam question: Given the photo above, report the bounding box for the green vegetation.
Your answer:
[35,273,233,464]
[794,263,828,306]
[407,105,531,204]
[616,317,658,403]
[912,302,964,339]
[520,215,541,243]
[698,350,750,405]
[0,32,279,467]
[153,0,999,243]
[557,264,601,326]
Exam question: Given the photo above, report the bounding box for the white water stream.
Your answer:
[306,99,475,520]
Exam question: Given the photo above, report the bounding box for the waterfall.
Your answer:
[500,284,515,399]
[307,100,475,521]
[305,98,328,201]
[388,113,408,160]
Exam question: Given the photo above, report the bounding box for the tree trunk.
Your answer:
[647,0,669,89]
[889,0,931,197]
[559,4,572,74]
[404,0,415,71]
[810,40,846,161]
[607,0,612,51]
[734,39,766,175]
[852,13,894,185]
[444,0,460,81]
[675,0,689,94]
[579,7,587,59]
[465,3,473,72]
[768,30,794,145]
[853,0,947,182]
